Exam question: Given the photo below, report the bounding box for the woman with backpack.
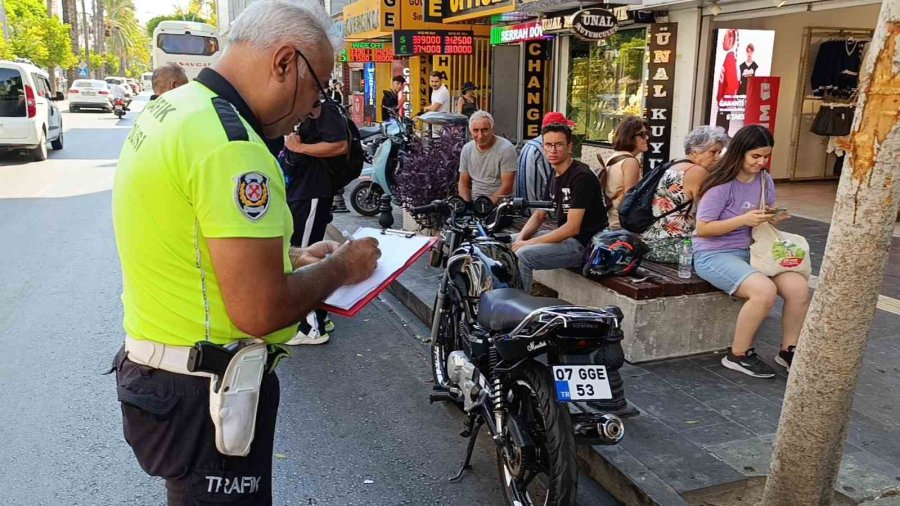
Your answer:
[693,125,809,379]
[602,116,649,228]
[640,126,729,262]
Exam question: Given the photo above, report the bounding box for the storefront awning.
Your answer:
[516,0,640,14]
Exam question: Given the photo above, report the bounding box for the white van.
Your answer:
[142,72,153,92]
[0,60,64,161]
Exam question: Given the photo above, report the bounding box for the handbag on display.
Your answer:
[749,175,812,279]
[811,104,853,136]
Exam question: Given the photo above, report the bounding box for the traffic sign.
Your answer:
[77,67,89,77]
[77,62,88,70]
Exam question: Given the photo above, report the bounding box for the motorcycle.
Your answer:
[113,98,126,119]
[349,115,414,217]
[417,195,626,506]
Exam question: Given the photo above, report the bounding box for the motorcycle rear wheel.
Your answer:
[350,181,383,217]
[496,362,577,506]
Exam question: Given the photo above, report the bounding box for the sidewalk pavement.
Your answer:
[329,206,900,505]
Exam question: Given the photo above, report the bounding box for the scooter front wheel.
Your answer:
[350,181,383,217]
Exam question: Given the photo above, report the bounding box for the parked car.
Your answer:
[0,59,64,161]
[141,72,153,92]
[68,79,113,112]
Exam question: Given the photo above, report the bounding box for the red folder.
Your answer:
[320,236,437,317]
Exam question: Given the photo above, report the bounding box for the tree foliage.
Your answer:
[103,0,149,75]
[5,0,77,69]
[145,14,209,37]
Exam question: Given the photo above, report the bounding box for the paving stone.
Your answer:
[680,421,757,449]
[704,394,783,436]
[616,415,744,494]
[619,361,651,378]
[852,371,900,430]
[623,373,730,433]
[707,434,775,476]
[836,451,900,503]
[704,363,788,405]
[869,312,900,341]
[641,360,748,403]
[848,411,900,468]
[591,445,689,506]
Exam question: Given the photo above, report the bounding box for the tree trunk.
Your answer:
[62,0,79,86]
[47,0,57,93]
[761,2,900,504]
[93,0,103,55]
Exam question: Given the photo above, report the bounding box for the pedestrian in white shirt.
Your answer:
[423,71,450,137]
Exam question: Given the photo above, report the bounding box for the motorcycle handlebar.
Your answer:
[410,200,444,215]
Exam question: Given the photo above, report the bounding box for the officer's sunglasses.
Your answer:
[294,48,335,112]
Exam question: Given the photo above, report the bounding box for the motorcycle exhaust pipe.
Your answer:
[596,414,625,444]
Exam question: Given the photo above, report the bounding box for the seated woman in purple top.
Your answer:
[693,125,810,379]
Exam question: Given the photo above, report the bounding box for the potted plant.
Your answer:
[394,125,467,232]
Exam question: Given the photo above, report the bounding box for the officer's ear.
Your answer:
[272,46,295,82]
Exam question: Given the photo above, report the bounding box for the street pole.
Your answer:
[80,0,90,78]
[761,1,900,503]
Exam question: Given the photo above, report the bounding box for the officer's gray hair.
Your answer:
[224,0,342,70]
[684,125,729,155]
[469,110,494,129]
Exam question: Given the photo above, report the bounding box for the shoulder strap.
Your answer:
[211,97,249,142]
[602,153,636,169]
[758,172,767,210]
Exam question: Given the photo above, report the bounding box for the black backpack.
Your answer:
[618,158,693,234]
[323,103,365,192]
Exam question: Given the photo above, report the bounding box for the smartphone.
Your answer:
[767,207,788,217]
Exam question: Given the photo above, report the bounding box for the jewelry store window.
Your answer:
[566,29,648,146]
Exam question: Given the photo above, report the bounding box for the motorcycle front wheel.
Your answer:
[430,293,461,390]
[496,362,577,506]
[349,181,383,217]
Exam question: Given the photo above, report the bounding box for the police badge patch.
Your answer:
[235,172,270,220]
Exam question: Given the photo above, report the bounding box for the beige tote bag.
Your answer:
[749,174,812,279]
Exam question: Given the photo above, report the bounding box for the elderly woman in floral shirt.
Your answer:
[641,126,730,263]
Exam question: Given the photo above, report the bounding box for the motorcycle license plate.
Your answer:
[552,366,612,402]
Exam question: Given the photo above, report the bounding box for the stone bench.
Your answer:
[509,216,741,363]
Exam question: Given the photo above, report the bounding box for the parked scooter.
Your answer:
[113,98,126,119]
[349,115,413,217]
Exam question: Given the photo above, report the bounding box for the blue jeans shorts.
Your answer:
[694,248,758,295]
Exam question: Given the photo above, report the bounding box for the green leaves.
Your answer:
[5,0,76,69]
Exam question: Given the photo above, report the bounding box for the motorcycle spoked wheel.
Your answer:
[349,181,383,217]
[496,362,577,506]
[430,293,463,393]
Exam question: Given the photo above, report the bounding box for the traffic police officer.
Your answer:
[110,1,379,504]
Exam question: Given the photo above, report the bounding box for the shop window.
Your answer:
[566,29,648,145]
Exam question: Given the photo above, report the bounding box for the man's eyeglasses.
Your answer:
[543,142,568,152]
[294,48,337,111]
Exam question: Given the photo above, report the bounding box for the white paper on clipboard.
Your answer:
[323,228,434,311]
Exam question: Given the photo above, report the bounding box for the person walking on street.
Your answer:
[327,79,344,105]
[110,2,380,504]
[282,98,349,345]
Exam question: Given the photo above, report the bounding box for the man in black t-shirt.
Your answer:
[512,123,608,293]
[381,75,404,119]
[283,99,349,344]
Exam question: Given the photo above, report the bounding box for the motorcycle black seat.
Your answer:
[359,126,381,139]
[477,288,569,332]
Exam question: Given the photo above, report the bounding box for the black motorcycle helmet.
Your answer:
[582,229,649,278]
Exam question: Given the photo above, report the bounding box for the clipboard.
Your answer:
[320,228,438,317]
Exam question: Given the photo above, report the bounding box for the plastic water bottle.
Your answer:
[678,239,693,279]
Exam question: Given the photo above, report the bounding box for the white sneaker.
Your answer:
[286,326,330,345]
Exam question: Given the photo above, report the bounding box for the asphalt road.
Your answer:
[0,95,618,505]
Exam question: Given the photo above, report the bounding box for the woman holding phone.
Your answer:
[693,125,810,378]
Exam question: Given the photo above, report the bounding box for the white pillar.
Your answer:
[668,7,705,158]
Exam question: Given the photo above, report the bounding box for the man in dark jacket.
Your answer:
[381,75,405,119]
[282,98,349,344]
